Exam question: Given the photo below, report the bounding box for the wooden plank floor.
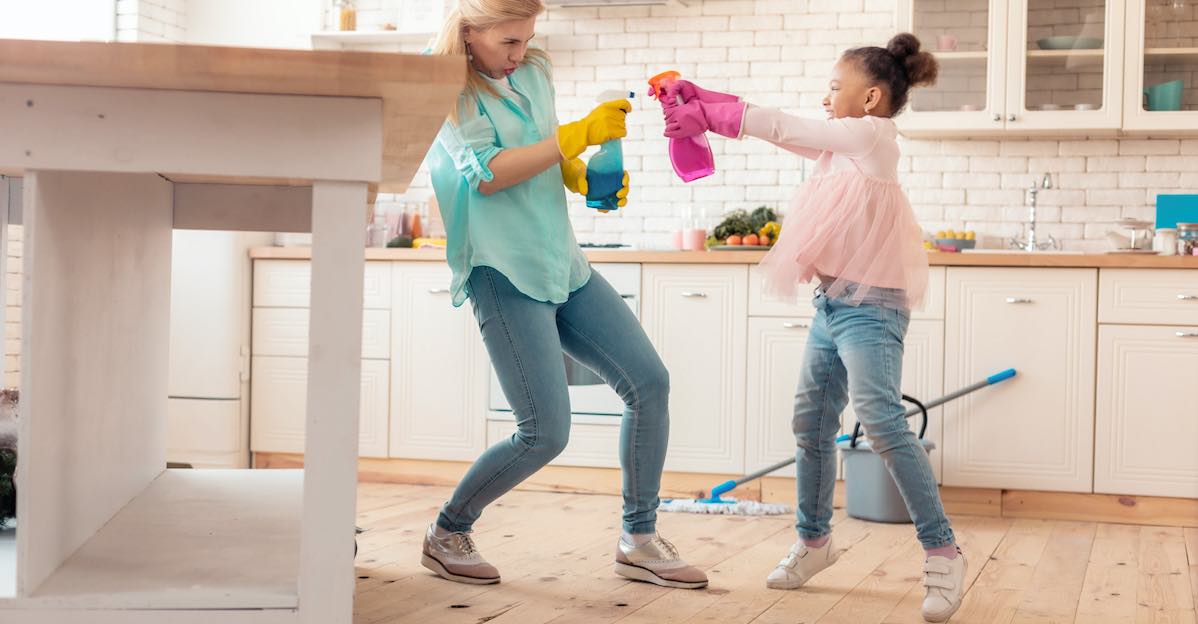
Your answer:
[353,483,1198,624]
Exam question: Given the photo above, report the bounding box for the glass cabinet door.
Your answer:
[1008,0,1123,129]
[898,0,1006,134]
[1141,0,1197,112]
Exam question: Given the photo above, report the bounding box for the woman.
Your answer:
[420,0,707,590]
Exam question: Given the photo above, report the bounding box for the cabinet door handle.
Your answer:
[1008,114,1017,122]
[782,322,809,329]
[427,287,450,294]
[620,294,636,300]
[992,113,1001,122]
[1005,297,1033,304]
[681,291,707,298]
[1177,331,1198,338]
[1178,294,1198,301]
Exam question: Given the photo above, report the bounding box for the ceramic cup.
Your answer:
[937,34,958,51]
[1144,79,1184,112]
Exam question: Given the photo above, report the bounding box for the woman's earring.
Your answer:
[466,42,474,62]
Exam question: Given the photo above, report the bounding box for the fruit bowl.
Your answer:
[933,238,977,252]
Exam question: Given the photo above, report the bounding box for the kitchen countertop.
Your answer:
[251,246,1198,268]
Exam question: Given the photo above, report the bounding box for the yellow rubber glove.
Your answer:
[557,100,631,160]
[615,171,629,208]
[560,158,587,196]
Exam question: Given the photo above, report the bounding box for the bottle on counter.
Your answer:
[337,0,357,31]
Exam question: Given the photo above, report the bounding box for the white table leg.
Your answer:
[297,181,366,624]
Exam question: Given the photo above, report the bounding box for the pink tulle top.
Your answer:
[744,107,928,311]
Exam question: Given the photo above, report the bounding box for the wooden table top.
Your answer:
[0,39,464,193]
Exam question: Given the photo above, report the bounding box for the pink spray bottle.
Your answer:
[648,70,716,183]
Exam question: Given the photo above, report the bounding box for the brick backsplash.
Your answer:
[116,0,187,43]
[355,0,1197,252]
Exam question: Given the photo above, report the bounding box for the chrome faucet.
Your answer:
[1009,173,1059,251]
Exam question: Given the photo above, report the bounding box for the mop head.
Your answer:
[659,497,792,516]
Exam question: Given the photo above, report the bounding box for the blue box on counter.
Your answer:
[1157,194,1198,228]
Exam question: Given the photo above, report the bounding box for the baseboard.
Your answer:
[252,453,1198,528]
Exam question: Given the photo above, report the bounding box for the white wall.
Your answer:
[186,0,323,48]
[0,0,115,41]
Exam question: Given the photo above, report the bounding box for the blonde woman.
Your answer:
[420,0,707,590]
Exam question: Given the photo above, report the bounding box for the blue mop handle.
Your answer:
[834,368,1016,443]
[710,480,738,498]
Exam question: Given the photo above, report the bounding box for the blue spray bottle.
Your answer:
[585,89,636,212]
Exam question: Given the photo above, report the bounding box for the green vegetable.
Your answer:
[0,449,14,526]
[387,235,414,248]
[712,209,753,240]
[748,206,777,232]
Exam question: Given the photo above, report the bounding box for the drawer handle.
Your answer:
[1178,331,1198,338]
[1179,294,1198,301]
[620,294,636,300]
[428,287,450,294]
[681,291,707,298]
[782,322,809,329]
[1005,297,1033,304]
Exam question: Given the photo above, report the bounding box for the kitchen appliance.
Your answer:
[168,230,271,469]
[488,263,641,422]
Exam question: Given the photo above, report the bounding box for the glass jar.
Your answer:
[1178,223,1198,256]
[337,0,357,31]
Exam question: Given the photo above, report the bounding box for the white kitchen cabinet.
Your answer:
[1098,268,1198,326]
[744,317,813,476]
[389,263,488,461]
[943,267,1097,492]
[896,0,1125,136]
[250,356,390,457]
[642,264,748,474]
[746,317,945,482]
[253,259,391,309]
[1122,0,1198,133]
[252,307,391,359]
[1094,324,1198,498]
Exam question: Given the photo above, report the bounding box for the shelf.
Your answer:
[932,51,988,62]
[14,469,302,610]
[1144,47,1198,63]
[1026,48,1105,67]
[310,31,435,47]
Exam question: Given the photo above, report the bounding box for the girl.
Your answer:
[662,34,965,622]
[421,0,707,590]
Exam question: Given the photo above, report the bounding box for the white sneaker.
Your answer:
[765,537,843,590]
[921,549,967,622]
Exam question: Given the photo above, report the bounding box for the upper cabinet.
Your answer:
[1123,0,1198,132]
[898,0,1126,136]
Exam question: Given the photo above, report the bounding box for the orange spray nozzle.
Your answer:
[647,70,682,101]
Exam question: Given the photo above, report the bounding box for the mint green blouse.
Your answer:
[426,57,590,307]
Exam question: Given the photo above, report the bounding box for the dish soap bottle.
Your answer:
[648,70,716,183]
[585,89,636,213]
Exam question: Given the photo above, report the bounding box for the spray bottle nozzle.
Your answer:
[596,89,636,104]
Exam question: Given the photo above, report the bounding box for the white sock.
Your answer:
[622,531,654,546]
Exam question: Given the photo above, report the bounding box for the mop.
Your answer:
[659,369,1016,516]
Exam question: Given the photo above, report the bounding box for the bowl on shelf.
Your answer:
[1037,36,1104,50]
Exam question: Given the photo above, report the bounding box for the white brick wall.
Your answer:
[116,0,187,43]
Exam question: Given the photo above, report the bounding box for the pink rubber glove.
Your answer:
[664,80,741,106]
[663,100,747,139]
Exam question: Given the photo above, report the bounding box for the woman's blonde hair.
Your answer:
[432,0,551,122]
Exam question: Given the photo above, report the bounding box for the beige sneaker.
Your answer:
[614,534,708,589]
[420,524,500,585]
[922,549,967,622]
[765,537,843,590]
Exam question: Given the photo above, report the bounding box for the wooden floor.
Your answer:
[353,483,1198,624]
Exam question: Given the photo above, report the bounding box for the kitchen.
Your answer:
[0,0,1196,622]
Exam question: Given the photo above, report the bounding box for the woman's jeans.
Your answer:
[437,266,669,535]
[793,290,955,549]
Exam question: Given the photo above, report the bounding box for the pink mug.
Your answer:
[937,34,958,51]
